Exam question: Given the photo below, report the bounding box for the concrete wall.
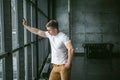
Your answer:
[54,0,120,53]
[53,0,69,35]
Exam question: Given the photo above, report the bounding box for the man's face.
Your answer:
[46,27,57,35]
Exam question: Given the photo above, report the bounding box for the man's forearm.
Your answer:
[67,48,74,64]
[23,24,39,34]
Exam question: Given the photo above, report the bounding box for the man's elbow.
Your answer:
[70,48,74,55]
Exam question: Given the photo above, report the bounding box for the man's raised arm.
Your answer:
[22,19,46,37]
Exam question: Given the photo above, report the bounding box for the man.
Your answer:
[22,19,74,80]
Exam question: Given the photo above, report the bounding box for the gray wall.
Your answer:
[54,0,120,53]
[54,0,69,35]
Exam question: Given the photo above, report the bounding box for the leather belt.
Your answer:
[53,64,65,67]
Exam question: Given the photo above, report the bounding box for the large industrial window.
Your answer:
[0,0,50,79]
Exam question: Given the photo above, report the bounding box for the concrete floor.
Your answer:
[71,54,120,80]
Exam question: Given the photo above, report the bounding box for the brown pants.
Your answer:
[49,64,71,80]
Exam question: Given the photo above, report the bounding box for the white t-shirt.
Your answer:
[45,31,71,65]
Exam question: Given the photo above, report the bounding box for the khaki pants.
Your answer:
[49,64,71,80]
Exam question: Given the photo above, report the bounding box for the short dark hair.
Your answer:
[46,20,58,29]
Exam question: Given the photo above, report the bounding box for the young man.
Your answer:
[22,19,74,80]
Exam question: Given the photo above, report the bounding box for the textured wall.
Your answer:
[54,0,120,53]
[71,0,120,53]
[54,0,69,35]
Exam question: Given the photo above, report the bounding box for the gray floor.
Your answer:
[71,54,120,80]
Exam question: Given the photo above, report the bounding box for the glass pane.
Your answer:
[13,52,18,80]
[11,0,18,49]
[0,0,4,80]
[0,16,1,53]
[0,59,3,80]
[0,0,2,53]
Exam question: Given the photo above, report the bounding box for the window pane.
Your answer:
[0,19,1,52]
[0,0,3,53]
[0,0,4,80]
[11,0,18,49]
[13,52,18,80]
[0,59,4,80]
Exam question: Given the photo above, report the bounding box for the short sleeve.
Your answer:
[45,31,50,38]
[62,34,71,45]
